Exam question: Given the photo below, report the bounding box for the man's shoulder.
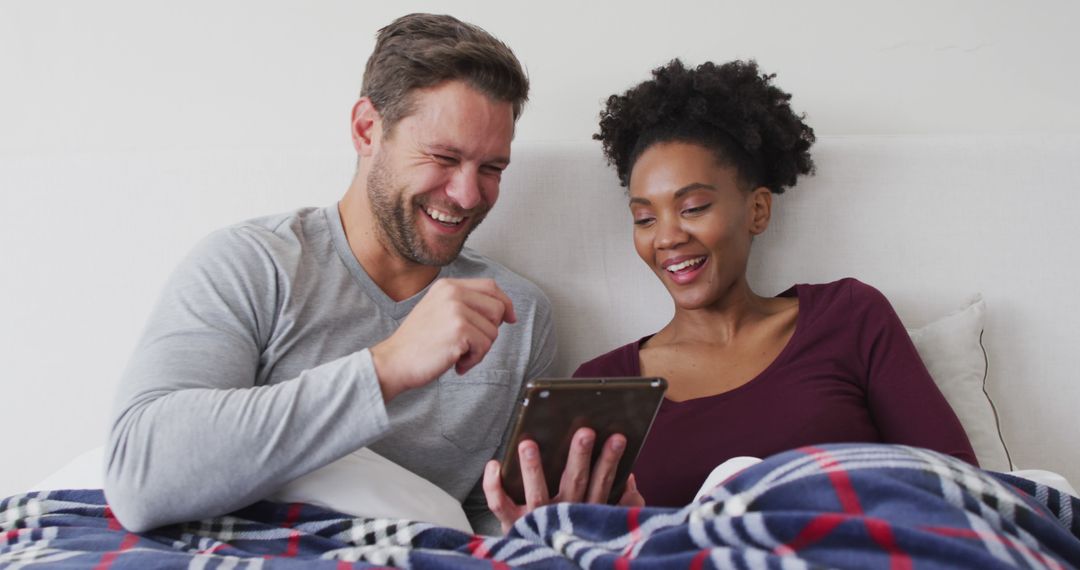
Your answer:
[452,247,551,310]
[197,206,331,262]
[224,206,328,247]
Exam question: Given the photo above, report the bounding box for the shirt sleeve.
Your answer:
[104,227,390,532]
[852,281,979,465]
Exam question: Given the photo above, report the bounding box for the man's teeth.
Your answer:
[426,208,464,224]
[666,257,706,272]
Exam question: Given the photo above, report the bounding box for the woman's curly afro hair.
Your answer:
[595,59,815,193]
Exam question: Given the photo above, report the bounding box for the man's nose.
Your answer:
[446,168,483,211]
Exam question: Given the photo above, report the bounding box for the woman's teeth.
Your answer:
[426,207,464,224]
[666,256,706,272]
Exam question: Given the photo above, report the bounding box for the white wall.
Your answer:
[2,0,1078,497]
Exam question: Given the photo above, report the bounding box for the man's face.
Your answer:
[367,81,515,266]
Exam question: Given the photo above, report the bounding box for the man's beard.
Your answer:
[367,154,488,266]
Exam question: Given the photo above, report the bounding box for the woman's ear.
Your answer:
[350,98,383,157]
[748,186,773,235]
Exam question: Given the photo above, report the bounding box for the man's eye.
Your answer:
[480,165,505,175]
[433,154,458,165]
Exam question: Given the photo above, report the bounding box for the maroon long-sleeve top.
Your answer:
[573,278,977,507]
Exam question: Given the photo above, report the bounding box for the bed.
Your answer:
[3,136,1080,567]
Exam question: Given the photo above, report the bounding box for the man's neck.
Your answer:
[338,189,441,302]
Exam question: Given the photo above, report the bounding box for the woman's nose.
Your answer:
[655,218,689,249]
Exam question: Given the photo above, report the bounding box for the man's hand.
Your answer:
[482,427,646,534]
[371,278,516,401]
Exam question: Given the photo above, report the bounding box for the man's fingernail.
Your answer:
[579,434,593,447]
[611,438,625,451]
[524,446,537,460]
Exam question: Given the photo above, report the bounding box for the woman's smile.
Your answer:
[662,255,709,284]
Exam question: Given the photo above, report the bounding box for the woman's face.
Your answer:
[627,141,770,310]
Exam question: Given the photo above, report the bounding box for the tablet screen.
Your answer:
[499,377,667,504]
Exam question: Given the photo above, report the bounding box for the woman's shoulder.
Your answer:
[793,278,895,325]
[797,277,890,307]
[572,338,648,378]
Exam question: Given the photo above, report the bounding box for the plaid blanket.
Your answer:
[3,444,1078,569]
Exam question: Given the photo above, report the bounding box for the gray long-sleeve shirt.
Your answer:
[104,204,555,533]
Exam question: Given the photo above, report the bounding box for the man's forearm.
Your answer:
[104,350,387,532]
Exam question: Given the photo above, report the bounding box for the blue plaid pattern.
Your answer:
[3,444,1078,569]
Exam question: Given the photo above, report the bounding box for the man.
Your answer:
[105,13,636,536]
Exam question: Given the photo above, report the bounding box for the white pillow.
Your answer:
[906,295,1012,471]
[30,446,105,491]
[30,445,472,533]
[269,448,472,533]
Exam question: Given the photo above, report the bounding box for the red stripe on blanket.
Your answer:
[93,532,138,570]
[2,529,23,546]
[780,513,846,553]
[804,446,863,514]
[285,502,304,524]
[467,535,509,568]
[627,506,641,532]
[466,537,509,569]
[690,548,711,570]
[864,518,912,570]
[626,505,639,552]
[1003,483,1050,520]
[281,503,304,557]
[922,526,1064,570]
[103,506,123,531]
[468,536,487,557]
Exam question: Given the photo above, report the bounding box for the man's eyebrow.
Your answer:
[426,144,509,166]
[629,182,717,205]
[426,143,463,156]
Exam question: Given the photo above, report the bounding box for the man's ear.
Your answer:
[351,98,382,157]
[748,186,773,235]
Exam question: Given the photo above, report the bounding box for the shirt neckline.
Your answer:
[636,284,806,407]
[323,203,448,320]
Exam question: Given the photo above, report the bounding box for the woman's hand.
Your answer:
[482,427,646,534]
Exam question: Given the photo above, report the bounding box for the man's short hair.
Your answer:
[361,13,529,134]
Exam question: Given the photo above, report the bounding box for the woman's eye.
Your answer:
[633,217,655,226]
[683,204,711,215]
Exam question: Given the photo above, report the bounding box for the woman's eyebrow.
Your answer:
[673,182,717,198]
[630,182,717,205]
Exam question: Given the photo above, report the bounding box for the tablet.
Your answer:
[498,377,667,504]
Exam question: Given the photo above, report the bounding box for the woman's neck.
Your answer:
[658,282,781,347]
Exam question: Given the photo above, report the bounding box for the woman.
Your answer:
[574,59,976,507]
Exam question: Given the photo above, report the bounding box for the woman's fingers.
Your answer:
[618,474,646,507]
[482,460,523,534]
[518,439,551,509]
[556,428,595,502]
[585,433,627,503]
